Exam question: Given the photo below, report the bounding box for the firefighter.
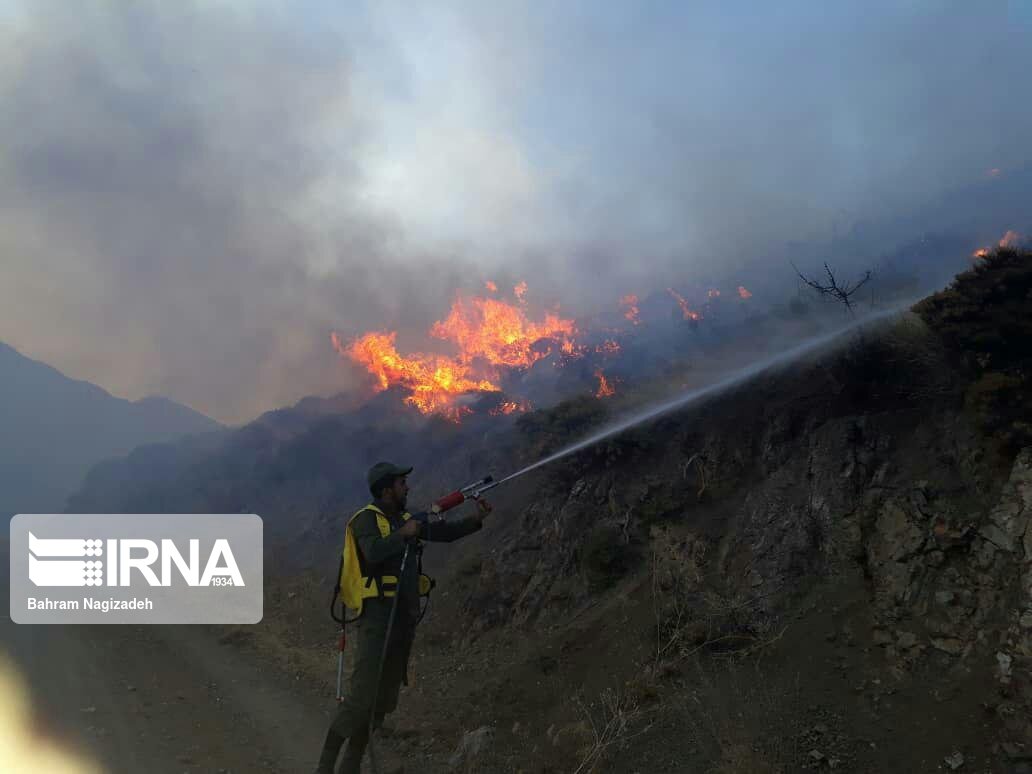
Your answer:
[314,462,491,774]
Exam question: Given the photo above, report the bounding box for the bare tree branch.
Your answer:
[792,261,873,313]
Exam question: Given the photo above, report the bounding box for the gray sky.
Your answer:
[1,0,1029,424]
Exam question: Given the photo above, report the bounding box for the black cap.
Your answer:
[367,461,413,493]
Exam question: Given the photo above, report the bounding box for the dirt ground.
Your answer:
[0,536,1021,774]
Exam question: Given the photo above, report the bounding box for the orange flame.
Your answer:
[332,331,497,420]
[485,280,498,293]
[973,230,1024,258]
[489,399,532,416]
[595,339,621,356]
[335,286,581,420]
[619,294,641,325]
[514,281,528,303]
[667,288,702,321]
[737,285,753,300]
[595,370,615,398]
[430,295,579,368]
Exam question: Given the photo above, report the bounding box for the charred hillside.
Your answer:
[228,248,1032,773]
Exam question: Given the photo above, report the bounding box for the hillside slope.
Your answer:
[234,248,1032,773]
[0,341,222,518]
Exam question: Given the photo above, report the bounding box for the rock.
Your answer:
[997,652,1013,684]
[449,726,495,769]
[1001,741,1032,760]
[1020,611,1032,629]
[872,629,893,646]
[875,501,925,562]
[809,749,825,762]
[980,523,1014,552]
[973,539,997,569]
[935,590,956,606]
[896,631,918,649]
[931,637,965,656]
[944,750,964,769]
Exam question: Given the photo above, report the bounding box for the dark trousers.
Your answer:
[320,605,414,773]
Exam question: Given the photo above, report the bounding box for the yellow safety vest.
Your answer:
[338,504,433,617]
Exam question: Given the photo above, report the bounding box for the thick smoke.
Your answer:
[0,1,1029,423]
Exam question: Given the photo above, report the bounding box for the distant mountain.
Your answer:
[0,341,223,519]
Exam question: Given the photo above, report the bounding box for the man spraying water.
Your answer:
[314,462,492,774]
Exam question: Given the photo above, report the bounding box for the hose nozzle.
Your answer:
[433,475,495,513]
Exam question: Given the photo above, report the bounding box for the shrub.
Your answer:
[516,395,609,459]
[915,247,1032,374]
[965,372,1032,452]
[914,247,1032,455]
[580,523,637,591]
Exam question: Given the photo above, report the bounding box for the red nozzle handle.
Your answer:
[434,490,466,513]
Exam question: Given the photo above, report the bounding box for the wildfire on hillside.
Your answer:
[336,274,761,421]
[334,283,585,421]
[489,399,532,416]
[667,288,702,321]
[973,229,1025,258]
[331,330,497,421]
[620,294,641,325]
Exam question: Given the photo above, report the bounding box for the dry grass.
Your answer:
[571,687,655,774]
[651,530,785,669]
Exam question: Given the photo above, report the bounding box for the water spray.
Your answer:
[431,301,913,503]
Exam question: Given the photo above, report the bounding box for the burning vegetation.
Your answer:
[334,283,584,421]
[972,229,1025,259]
[667,288,702,321]
[620,294,641,325]
[334,275,765,421]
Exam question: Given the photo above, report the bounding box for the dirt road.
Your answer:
[1,547,334,774]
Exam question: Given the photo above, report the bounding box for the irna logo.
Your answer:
[28,533,244,588]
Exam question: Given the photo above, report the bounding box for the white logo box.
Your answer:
[10,514,263,624]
